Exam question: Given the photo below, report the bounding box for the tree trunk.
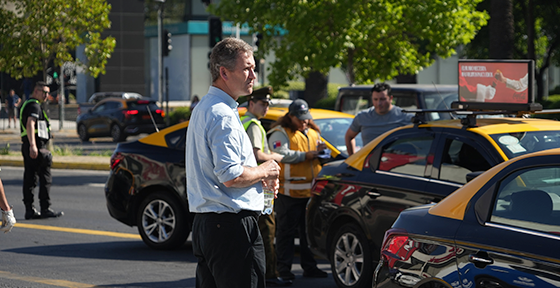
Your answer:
[304,71,328,107]
[346,48,355,85]
[489,0,514,59]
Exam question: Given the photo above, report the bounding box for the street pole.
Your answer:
[59,64,64,130]
[157,1,164,106]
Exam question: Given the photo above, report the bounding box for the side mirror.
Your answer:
[466,171,485,182]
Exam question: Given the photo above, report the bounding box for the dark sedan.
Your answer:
[76,98,165,142]
[374,148,560,288]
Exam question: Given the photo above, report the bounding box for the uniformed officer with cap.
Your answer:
[240,87,290,286]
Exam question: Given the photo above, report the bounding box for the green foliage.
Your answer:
[52,145,83,156]
[169,106,192,125]
[0,0,116,80]
[534,94,560,120]
[211,0,488,88]
[0,143,9,155]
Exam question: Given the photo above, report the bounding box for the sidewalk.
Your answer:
[0,119,110,171]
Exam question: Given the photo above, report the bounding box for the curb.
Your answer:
[0,159,110,171]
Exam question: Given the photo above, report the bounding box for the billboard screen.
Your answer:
[458,60,534,104]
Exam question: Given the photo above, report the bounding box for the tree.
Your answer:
[0,0,116,81]
[211,0,488,101]
[464,0,560,101]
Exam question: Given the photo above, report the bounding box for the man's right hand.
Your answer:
[30,145,38,159]
[261,159,280,180]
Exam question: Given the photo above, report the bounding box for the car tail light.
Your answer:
[310,179,328,196]
[77,106,81,115]
[110,152,124,170]
[381,228,417,266]
[156,109,165,117]
[123,110,138,119]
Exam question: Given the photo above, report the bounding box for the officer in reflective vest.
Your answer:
[240,87,289,286]
[19,81,63,220]
[267,99,328,280]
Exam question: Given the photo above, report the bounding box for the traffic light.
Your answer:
[254,33,263,48]
[163,29,172,56]
[209,17,222,48]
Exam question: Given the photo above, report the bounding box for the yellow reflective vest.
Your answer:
[269,126,322,198]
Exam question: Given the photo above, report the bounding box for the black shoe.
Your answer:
[303,268,328,278]
[266,277,293,286]
[278,272,295,281]
[25,207,42,220]
[41,208,64,218]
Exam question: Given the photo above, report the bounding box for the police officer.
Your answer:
[20,81,63,219]
[240,87,290,286]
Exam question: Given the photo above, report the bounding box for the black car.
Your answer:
[105,108,360,250]
[76,98,166,142]
[306,110,560,288]
[374,148,560,288]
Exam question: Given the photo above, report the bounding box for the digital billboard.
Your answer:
[458,60,534,104]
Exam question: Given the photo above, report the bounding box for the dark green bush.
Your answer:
[169,106,191,125]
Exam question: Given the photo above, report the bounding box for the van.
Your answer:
[335,84,458,121]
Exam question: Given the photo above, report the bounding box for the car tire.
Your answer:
[111,124,126,142]
[78,124,89,142]
[137,192,190,250]
[330,223,373,288]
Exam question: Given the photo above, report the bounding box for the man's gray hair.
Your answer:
[210,37,253,82]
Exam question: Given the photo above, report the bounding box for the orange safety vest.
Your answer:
[270,126,322,198]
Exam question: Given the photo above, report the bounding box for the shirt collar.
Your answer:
[208,86,239,110]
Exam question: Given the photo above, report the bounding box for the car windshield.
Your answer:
[127,101,160,111]
[314,118,362,157]
[491,131,560,159]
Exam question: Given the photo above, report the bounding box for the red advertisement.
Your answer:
[458,60,533,104]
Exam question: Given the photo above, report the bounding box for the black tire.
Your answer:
[78,124,89,142]
[136,192,190,250]
[111,124,126,142]
[330,223,373,288]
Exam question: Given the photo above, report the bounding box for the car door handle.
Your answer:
[367,189,381,198]
[469,253,494,268]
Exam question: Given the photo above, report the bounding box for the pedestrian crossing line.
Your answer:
[13,223,142,239]
[0,270,96,288]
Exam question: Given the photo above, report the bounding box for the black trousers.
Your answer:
[275,194,318,275]
[22,142,52,209]
[192,210,266,288]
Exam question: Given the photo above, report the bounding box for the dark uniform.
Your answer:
[20,97,62,219]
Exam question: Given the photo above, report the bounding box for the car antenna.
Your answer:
[146,105,160,133]
[432,81,456,119]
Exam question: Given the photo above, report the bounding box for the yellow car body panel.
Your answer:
[139,120,190,148]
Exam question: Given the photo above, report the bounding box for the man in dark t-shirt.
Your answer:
[20,81,63,220]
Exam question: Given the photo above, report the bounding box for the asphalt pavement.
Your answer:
[0,118,111,171]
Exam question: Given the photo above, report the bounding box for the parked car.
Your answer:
[335,84,458,121]
[76,97,165,142]
[78,92,144,115]
[374,148,560,288]
[105,107,361,249]
[306,108,560,288]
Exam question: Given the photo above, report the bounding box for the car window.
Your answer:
[377,136,434,177]
[339,95,370,115]
[491,131,560,159]
[106,102,120,110]
[391,92,417,110]
[165,128,187,150]
[315,118,363,157]
[491,166,560,235]
[439,139,492,184]
[92,103,106,112]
